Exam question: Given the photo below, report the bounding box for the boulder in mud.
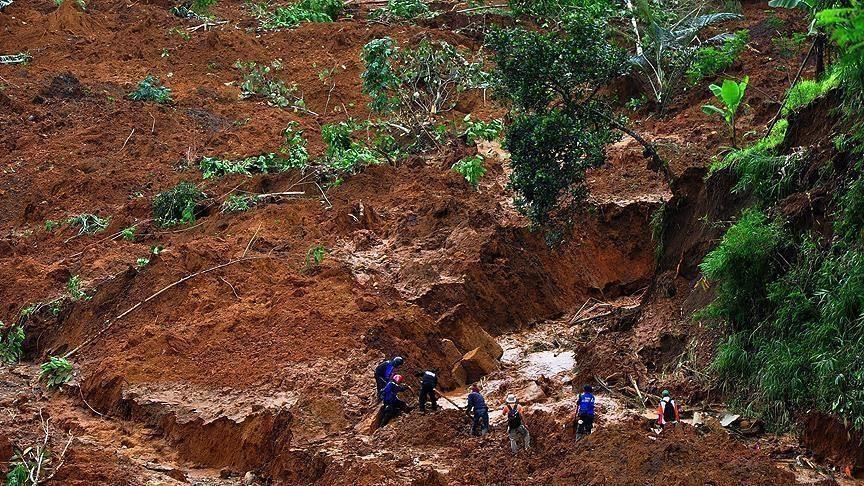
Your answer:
[452,346,499,386]
[440,338,462,366]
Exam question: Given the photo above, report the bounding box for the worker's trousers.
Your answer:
[508,425,530,453]
[419,384,438,412]
[471,410,489,436]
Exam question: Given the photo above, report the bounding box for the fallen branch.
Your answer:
[64,256,268,358]
[765,38,817,136]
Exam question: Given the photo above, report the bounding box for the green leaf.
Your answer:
[768,0,812,10]
[709,83,723,98]
[701,104,726,117]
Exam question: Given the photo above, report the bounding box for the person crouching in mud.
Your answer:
[379,374,410,427]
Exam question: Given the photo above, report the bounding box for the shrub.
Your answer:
[361,37,490,145]
[235,60,308,112]
[44,220,59,232]
[136,257,150,269]
[0,323,24,364]
[128,75,172,104]
[39,356,73,388]
[321,119,399,173]
[120,226,136,241]
[258,0,344,29]
[686,30,749,84]
[221,194,257,213]
[66,213,109,236]
[461,115,504,144]
[369,0,431,22]
[152,181,206,227]
[452,155,487,189]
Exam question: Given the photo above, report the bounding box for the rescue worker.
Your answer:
[574,384,596,439]
[657,389,680,428]
[465,384,489,436]
[502,394,530,454]
[414,368,439,413]
[379,374,409,427]
[374,356,404,398]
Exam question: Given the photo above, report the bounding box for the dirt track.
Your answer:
[0,0,847,484]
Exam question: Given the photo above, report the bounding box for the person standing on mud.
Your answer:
[414,368,439,413]
[379,374,410,427]
[465,384,489,436]
[574,384,596,439]
[503,394,530,454]
[657,390,680,428]
[374,356,404,398]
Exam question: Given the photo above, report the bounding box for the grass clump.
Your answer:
[152,181,206,227]
[128,75,172,104]
[686,30,750,84]
[782,70,841,116]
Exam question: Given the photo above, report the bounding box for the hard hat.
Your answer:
[584,384,593,392]
[506,394,517,404]
[393,356,404,366]
[471,384,480,392]
[392,374,404,384]
[662,389,670,397]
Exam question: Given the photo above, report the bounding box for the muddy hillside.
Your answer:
[1,0,862,484]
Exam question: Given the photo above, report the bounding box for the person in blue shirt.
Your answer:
[574,384,596,439]
[379,374,409,427]
[374,356,404,398]
[465,384,489,436]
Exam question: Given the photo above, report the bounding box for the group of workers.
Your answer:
[373,356,682,453]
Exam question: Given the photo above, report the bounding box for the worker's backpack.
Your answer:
[506,405,522,429]
[662,399,677,423]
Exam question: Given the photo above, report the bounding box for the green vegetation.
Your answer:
[305,244,327,271]
[128,75,172,104]
[369,0,432,22]
[257,0,344,29]
[320,119,392,173]
[235,61,309,113]
[221,194,257,213]
[120,226,136,241]
[44,220,59,232]
[701,76,749,147]
[686,30,749,84]
[452,155,487,189]
[200,121,309,178]
[361,37,489,146]
[0,323,24,364]
[461,116,504,144]
[67,275,90,301]
[40,356,73,388]
[66,213,109,236]
[782,70,840,115]
[702,0,864,432]
[136,257,150,269]
[152,181,206,227]
[487,10,635,243]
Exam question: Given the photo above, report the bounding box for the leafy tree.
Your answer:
[702,75,749,147]
[487,12,660,243]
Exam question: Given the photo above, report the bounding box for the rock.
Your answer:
[219,468,232,479]
[355,296,378,312]
[451,346,499,386]
[243,471,256,485]
[440,339,462,365]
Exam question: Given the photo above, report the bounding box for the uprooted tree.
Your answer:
[488,10,662,245]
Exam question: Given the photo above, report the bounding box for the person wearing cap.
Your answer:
[379,374,409,427]
[465,384,489,436]
[657,389,680,428]
[502,394,530,454]
[374,356,404,398]
[574,384,596,439]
